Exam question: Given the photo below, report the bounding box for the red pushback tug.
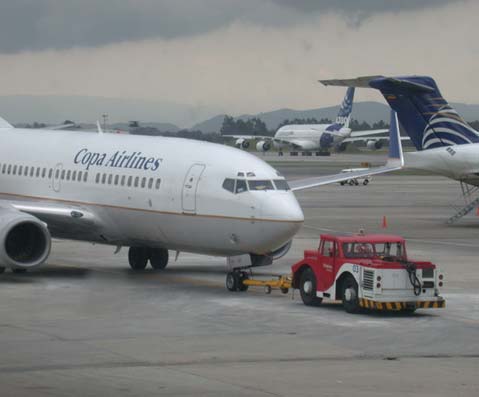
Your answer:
[291,233,445,313]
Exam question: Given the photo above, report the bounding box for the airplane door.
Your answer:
[52,163,63,192]
[182,164,205,213]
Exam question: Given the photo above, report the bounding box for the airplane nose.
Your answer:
[262,192,304,222]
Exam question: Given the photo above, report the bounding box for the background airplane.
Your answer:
[232,87,396,155]
[321,75,479,223]
[0,111,402,274]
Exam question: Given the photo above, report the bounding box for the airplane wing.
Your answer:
[42,123,77,130]
[1,200,118,242]
[289,111,403,191]
[229,135,272,140]
[343,129,410,143]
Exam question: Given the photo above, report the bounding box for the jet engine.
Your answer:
[256,140,271,152]
[336,142,348,152]
[235,138,250,149]
[0,210,51,270]
[367,140,383,150]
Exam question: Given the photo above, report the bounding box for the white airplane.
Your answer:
[0,112,402,275]
[233,87,392,154]
[320,75,479,222]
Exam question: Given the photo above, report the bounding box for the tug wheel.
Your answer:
[342,274,360,313]
[280,287,289,294]
[238,272,249,292]
[299,268,322,306]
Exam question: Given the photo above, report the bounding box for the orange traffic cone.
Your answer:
[381,216,388,229]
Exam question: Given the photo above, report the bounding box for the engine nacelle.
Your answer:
[256,140,271,152]
[367,140,383,150]
[235,138,250,149]
[336,142,348,152]
[0,210,51,269]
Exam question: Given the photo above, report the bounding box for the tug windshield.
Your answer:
[342,242,405,260]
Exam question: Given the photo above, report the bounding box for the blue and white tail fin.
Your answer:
[369,76,479,150]
[0,116,13,129]
[321,76,479,151]
[326,87,355,132]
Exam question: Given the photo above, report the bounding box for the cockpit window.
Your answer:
[274,179,290,191]
[248,180,274,191]
[236,179,247,193]
[222,178,235,193]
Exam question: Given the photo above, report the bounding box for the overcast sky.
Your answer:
[0,0,475,125]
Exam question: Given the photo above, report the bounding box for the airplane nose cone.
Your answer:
[262,192,304,222]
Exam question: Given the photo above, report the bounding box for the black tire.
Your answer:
[299,268,323,306]
[340,181,345,186]
[226,272,239,292]
[402,306,417,314]
[128,247,148,271]
[363,179,369,186]
[280,287,289,294]
[341,274,360,313]
[150,249,169,270]
[348,180,355,186]
[12,268,27,274]
[0,267,5,274]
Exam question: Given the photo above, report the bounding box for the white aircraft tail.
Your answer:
[0,117,13,129]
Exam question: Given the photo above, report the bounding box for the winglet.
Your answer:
[0,116,14,129]
[96,121,104,135]
[387,110,404,167]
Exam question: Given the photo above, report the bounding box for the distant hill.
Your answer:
[0,95,219,128]
[193,102,479,133]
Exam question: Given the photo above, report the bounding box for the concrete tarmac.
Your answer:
[0,155,478,396]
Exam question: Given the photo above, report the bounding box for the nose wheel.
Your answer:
[226,270,249,292]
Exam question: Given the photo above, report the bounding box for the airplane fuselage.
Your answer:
[274,124,351,151]
[405,143,479,186]
[0,128,304,257]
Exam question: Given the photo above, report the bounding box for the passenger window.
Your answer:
[248,180,274,191]
[25,166,30,176]
[55,169,59,179]
[134,177,139,188]
[235,179,247,193]
[148,178,153,189]
[30,167,34,177]
[78,171,83,181]
[66,170,71,180]
[13,165,17,175]
[141,177,146,188]
[127,176,132,187]
[101,174,106,184]
[7,165,11,175]
[36,167,41,177]
[114,175,119,185]
[108,174,112,185]
[72,170,76,181]
[61,170,65,180]
[222,178,235,193]
[42,168,46,178]
[155,178,161,189]
[273,179,290,191]
[18,166,23,175]
[95,173,100,183]
[83,172,88,182]
[2,164,6,173]
[48,169,52,178]
[121,175,126,186]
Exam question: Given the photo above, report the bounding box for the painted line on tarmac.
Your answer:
[303,224,478,248]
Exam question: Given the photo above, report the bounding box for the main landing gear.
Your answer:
[128,247,169,271]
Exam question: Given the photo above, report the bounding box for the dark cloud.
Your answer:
[0,0,465,54]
